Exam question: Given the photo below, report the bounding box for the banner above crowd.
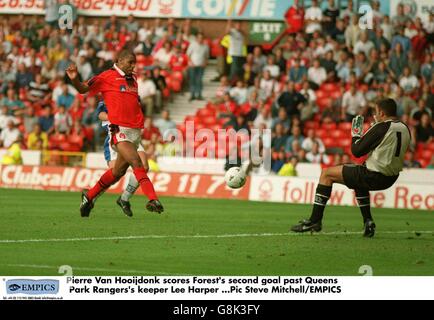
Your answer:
[1,0,289,20]
[1,0,399,20]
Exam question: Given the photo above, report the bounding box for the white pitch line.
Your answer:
[0,231,432,244]
[4,264,188,276]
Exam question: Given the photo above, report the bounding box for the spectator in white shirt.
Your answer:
[353,31,375,57]
[54,105,72,134]
[381,15,394,42]
[340,0,354,20]
[371,0,384,23]
[345,15,361,49]
[424,13,434,34]
[0,106,18,132]
[304,0,323,34]
[299,81,317,121]
[0,120,20,148]
[138,71,158,116]
[154,41,173,69]
[186,33,209,101]
[302,129,325,153]
[342,85,367,122]
[308,59,327,88]
[154,110,177,138]
[253,105,272,129]
[96,42,115,62]
[125,14,139,33]
[77,54,93,80]
[306,141,330,164]
[259,70,276,99]
[230,80,248,105]
[263,55,280,79]
[138,21,152,42]
[399,67,419,94]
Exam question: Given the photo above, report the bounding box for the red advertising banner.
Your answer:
[0,165,250,200]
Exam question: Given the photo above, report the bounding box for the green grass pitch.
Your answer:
[0,188,433,276]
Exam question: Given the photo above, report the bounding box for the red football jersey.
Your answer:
[169,54,189,72]
[87,68,144,129]
[285,6,305,34]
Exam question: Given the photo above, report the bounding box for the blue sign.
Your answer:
[181,0,391,21]
[6,279,59,295]
[182,0,289,21]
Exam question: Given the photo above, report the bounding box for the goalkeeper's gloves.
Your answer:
[351,115,364,138]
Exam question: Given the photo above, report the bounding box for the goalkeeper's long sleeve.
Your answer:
[351,121,391,158]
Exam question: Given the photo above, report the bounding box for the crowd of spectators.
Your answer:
[0,14,194,162]
[204,0,434,172]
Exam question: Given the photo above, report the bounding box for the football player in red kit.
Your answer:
[66,50,164,217]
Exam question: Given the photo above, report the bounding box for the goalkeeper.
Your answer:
[291,99,411,237]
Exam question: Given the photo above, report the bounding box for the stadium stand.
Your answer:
[0,1,433,171]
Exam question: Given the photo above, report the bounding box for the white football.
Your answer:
[225,167,247,189]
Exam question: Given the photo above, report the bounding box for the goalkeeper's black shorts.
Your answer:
[342,164,399,191]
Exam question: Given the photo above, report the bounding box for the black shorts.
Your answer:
[342,164,399,191]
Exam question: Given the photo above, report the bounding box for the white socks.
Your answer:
[121,174,140,202]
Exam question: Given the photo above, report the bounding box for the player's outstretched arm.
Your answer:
[66,64,90,94]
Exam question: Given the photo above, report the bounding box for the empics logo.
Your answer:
[8,284,21,292]
[6,279,59,295]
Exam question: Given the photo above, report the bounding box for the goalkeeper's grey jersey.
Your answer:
[351,120,411,176]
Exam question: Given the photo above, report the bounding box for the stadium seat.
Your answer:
[208,124,221,132]
[177,124,186,138]
[160,69,169,78]
[195,123,205,131]
[49,134,67,149]
[82,127,94,142]
[185,115,200,123]
[172,71,183,82]
[330,90,342,99]
[322,137,336,148]
[358,84,369,92]
[169,79,182,92]
[196,108,215,118]
[210,39,221,58]
[330,130,345,139]
[69,134,84,150]
[338,139,352,148]
[338,122,352,131]
[419,150,433,161]
[315,128,327,138]
[136,54,146,64]
[315,90,327,99]
[317,97,332,110]
[304,121,320,130]
[321,122,337,131]
[419,158,428,168]
[320,83,339,92]
[201,116,217,126]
